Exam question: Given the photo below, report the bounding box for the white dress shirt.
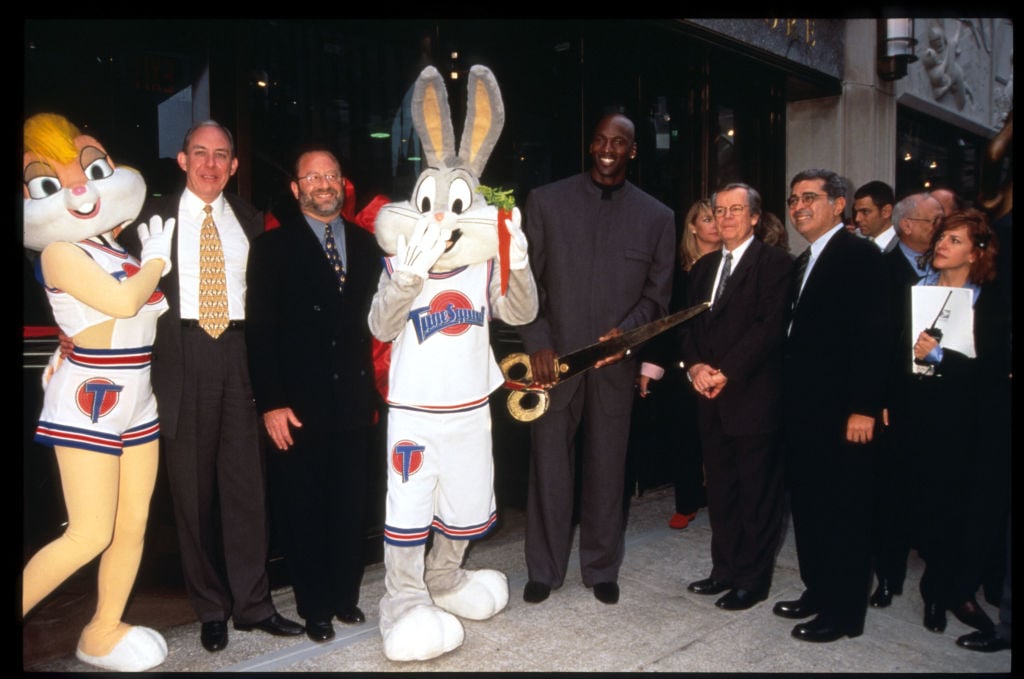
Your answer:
[176,189,250,321]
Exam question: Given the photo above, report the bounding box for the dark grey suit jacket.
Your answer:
[120,190,264,438]
[517,173,676,414]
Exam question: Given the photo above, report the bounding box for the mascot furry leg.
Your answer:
[23,441,167,669]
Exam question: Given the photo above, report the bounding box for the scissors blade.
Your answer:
[554,301,710,382]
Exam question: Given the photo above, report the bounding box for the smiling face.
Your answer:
[23,114,146,251]
[177,124,238,204]
[588,114,636,187]
[788,178,845,243]
[713,187,757,250]
[291,151,344,221]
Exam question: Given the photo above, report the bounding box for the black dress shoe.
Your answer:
[524,580,551,603]
[687,577,731,595]
[869,579,900,608]
[593,582,619,604]
[200,620,228,652]
[234,612,305,636]
[336,606,366,625]
[956,629,1010,653]
[773,593,818,619]
[715,588,767,611]
[923,601,947,633]
[305,619,335,642]
[951,599,995,632]
[791,615,863,643]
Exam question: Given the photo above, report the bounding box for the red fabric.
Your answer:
[24,325,59,338]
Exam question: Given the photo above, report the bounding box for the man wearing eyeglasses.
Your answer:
[776,169,889,643]
[679,183,793,612]
[119,121,304,652]
[245,146,381,642]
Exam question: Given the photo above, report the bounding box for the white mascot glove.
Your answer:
[504,206,529,270]
[138,215,176,276]
[393,218,449,280]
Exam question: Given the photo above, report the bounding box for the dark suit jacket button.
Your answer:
[313,304,321,312]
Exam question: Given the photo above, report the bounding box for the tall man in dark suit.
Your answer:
[681,183,792,611]
[244,147,380,642]
[775,168,889,643]
[517,113,676,606]
[120,121,302,652]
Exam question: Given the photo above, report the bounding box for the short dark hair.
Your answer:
[292,145,342,180]
[853,180,894,208]
[790,168,845,200]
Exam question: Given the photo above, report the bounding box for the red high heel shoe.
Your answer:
[668,511,698,529]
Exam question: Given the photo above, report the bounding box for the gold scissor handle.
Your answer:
[499,352,551,422]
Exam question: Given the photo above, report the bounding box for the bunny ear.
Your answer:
[459,65,505,177]
[411,66,455,169]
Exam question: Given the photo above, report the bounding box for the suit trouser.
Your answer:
[786,434,874,629]
[163,326,274,625]
[267,422,369,621]
[702,419,783,592]
[525,375,632,588]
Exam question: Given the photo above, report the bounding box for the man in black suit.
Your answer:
[775,168,889,643]
[120,121,302,651]
[681,183,792,611]
[244,147,380,642]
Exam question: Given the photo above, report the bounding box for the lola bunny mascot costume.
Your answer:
[368,65,538,661]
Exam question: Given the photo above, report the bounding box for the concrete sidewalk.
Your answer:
[23,485,1010,673]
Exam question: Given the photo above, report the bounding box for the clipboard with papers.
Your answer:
[909,285,975,375]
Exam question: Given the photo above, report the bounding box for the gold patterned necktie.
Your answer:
[323,220,347,293]
[198,204,230,338]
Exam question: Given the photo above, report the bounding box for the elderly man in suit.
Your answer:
[245,146,380,642]
[120,121,302,652]
[517,112,676,606]
[680,182,792,611]
[775,168,889,643]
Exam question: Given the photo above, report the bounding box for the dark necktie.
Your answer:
[324,221,346,293]
[793,248,811,303]
[713,252,732,305]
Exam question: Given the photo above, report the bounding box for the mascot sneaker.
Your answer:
[381,604,464,662]
[75,625,168,672]
[431,569,509,621]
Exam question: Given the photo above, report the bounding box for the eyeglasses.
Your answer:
[905,216,940,225]
[786,192,827,208]
[297,173,343,185]
[713,204,747,217]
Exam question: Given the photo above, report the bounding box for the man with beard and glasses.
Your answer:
[245,146,382,642]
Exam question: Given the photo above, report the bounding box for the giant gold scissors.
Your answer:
[500,301,710,421]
